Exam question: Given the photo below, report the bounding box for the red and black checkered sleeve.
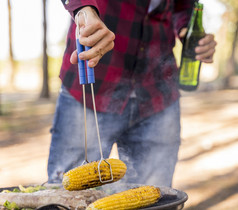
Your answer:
[173,0,195,36]
[60,0,99,18]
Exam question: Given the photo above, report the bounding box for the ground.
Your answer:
[0,89,238,210]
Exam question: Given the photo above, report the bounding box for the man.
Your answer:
[48,0,216,186]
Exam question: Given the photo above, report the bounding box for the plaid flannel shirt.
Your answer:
[60,0,194,121]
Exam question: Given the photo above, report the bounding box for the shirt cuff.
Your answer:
[73,5,99,18]
[62,0,99,19]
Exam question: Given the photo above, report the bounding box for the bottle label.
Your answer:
[179,58,200,87]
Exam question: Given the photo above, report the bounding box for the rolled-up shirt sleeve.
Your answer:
[173,0,195,36]
[60,0,99,18]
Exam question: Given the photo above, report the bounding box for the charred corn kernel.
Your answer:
[62,158,127,191]
[86,185,161,210]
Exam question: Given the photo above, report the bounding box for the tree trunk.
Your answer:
[1,0,14,114]
[8,0,15,88]
[40,0,49,98]
[8,0,13,63]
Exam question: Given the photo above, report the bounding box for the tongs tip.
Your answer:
[98,158,114,183]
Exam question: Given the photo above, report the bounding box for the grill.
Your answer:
[141,187,187,210]
[0,184,188,210]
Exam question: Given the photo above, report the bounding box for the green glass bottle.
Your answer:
[179,1,205,91]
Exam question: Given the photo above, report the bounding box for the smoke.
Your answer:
[116,144,139,184]
[105,99,180,187]
[80,78,181,188]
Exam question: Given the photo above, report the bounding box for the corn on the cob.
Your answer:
[62,158,127,191]
[86,185,161,210]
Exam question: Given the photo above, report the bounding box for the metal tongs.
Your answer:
[75,11,113,183]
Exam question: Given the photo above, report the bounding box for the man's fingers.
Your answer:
[194,33,216,63]
[70,50,78,64]
[78,33,115,60]
[88,55,101,68]
[179,28,188,38]
[87,42,113,67]
[87,41,114,68]
[80,27,113,47]
[70,36,114,67]
[196,48,215,62]
[200,57,214,63]
[70,49,101,67]
[79,21,102,37]
[82,40,114,60]
[195,40,217,54]
[198,34,215,45]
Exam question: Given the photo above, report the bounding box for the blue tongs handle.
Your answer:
[76,39,95,85]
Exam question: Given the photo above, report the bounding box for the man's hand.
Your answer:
[70,6,115,68]
[195,34,217,63]
[179,28,217,63]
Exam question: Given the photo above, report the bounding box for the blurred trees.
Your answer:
[40,0,49,98]
[8,0,13,70]
[7,0,15,87]
[219,0,238,88]
[0,0,13,115]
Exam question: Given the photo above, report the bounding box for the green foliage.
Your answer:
[48,56,63,92]
[48,56,62,79]
[3,200,20,210]
[2,185,46,193]
[3,200,33,210]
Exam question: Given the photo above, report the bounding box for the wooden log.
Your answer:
[0,188,106,209]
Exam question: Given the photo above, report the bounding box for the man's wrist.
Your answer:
[74,6,99,19]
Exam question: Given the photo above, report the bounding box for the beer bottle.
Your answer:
[179,1,205,91]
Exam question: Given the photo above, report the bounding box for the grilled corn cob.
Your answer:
[62,158,127,191]
[86,185,161,210]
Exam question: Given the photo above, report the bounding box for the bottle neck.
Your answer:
[194,8,204,31]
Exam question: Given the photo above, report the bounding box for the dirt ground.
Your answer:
[0,89,238,210]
